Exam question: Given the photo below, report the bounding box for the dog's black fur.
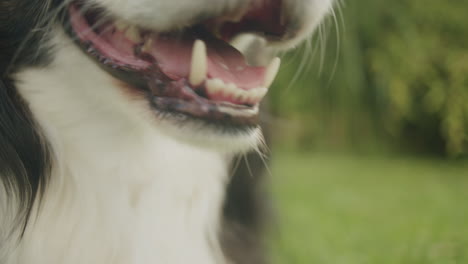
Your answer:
[0,0,53,231]
[0,1,267,262]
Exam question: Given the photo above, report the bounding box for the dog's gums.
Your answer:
[67,2,284,127]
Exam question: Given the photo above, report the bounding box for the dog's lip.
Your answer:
[66,3,283,126]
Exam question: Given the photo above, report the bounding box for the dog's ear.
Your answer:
[0,78,51,230]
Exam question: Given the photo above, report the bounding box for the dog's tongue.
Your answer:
[146,35,265,90]
[69,4,268,91]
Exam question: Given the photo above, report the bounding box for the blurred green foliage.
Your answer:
[270,0,468,156]
[270,152,468,264]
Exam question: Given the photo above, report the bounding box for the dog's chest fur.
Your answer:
[15,141,228,264]
[8,33,230,264]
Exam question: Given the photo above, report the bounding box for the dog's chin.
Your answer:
[154,118,263,153]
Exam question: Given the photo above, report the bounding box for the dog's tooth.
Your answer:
[241,89,254,103]
[223,83,238,97]
[141,38,153,53]
[226,83,237,92]
[238,91,248,101]
[206,78,224,94]
[244,89,256,102]
[125,26,142,42]
[246,89,258,100]
[115,20,129,31]
[244,94,255,104]
[226,83,242,99]
[240,91,251,102]
[189,40,207,86]
[250,87,268,102]
[263,57,281,88]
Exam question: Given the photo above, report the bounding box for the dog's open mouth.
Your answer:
[67,1,286,127]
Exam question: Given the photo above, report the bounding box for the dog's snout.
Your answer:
[92,0,332,48]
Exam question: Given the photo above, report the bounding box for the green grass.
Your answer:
[269,152,468,264]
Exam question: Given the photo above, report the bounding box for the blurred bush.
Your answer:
[270,0,468,156]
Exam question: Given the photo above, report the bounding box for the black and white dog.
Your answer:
[0,0,333,263]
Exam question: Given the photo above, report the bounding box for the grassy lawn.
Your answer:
[269,152,468,264]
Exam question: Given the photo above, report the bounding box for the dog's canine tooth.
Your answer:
[189,40,207,86]
[263,57,281,88]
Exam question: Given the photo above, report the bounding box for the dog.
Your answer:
[0,0,333,263]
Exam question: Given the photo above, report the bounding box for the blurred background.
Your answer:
[268,0,468,263]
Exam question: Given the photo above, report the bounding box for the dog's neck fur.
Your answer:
[8,31,231,264]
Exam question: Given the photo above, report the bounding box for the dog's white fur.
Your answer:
[9,33,230,264]
[3,0,334,263]
[95,0,333,49]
